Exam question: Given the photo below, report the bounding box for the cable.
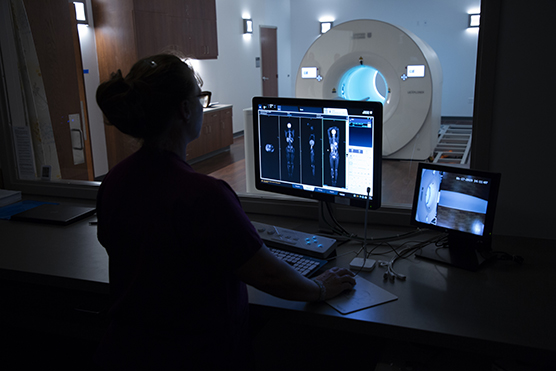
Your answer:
[323,201,352,237]
[424,235,524,265]
[319,222,425,245]
[376,233,446,281]
[487,251,524,264]
[319,197,427,246]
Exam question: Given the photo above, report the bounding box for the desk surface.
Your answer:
[1,209,554,360]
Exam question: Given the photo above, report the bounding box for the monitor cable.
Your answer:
[322,201,352,238]
[379,233,446,281]
[432,235,524,265]
[321,200,424,244]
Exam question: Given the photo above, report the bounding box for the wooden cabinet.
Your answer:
[133,0,218,59]
[187,105,233,161]
[219,107,233,149]
[186,18,218,59]
[133,11,187,58]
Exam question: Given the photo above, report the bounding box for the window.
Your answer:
[0,0,484,221]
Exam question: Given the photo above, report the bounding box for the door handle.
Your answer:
[71,129,84,150]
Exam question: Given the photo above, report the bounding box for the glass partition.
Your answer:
[0,0,480,210]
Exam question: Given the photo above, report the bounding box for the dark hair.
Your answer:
[96,54,201,139]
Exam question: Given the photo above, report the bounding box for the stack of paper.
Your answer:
[0,189,22,207]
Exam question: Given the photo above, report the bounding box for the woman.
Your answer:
[95,54,355,369]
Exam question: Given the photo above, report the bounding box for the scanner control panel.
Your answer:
[252,221,337,259]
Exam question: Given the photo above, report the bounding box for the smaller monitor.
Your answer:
[410,163,501,270]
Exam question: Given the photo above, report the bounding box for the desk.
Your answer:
[0,210,554,366]
[246,215,556,363]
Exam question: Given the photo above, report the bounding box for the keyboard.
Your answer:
[269,248,327,277]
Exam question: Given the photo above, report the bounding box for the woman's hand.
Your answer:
[314,267,356,300]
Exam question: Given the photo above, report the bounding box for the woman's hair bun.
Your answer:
[96,70,149,138]
[96,54,199,140]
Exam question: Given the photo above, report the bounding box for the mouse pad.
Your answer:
[326,276,398,315]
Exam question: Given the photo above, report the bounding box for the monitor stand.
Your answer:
[415,234,493,271]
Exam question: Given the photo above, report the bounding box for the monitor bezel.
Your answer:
[252,96,383,210]
[410,162,501,240]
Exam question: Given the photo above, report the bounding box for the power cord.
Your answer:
[320,201,425,244]
[377,234,446,281]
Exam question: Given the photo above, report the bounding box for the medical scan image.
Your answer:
[284,122,295,178]
[257,113,350,188]
[300,119,323,186]
[324,121,346,188]
[327,126,340,186]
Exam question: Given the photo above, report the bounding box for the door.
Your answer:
[20,0,94,180]
[260,26,278,96]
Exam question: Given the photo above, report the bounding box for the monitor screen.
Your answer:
[252,96,382,209]
[411,163,501,239]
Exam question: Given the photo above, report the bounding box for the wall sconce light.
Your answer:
[468,13,480,28]
[320,21,333,34]
[243,19,253,34]
[73,1,88,25]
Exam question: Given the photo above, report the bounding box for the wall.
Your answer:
[484,0,556,240]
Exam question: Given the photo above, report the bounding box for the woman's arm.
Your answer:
[235,244,356,302]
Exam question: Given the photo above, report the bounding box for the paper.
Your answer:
[326,276,398,315]
[0,189,22,207]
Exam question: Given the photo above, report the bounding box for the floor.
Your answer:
[191,136,429,207]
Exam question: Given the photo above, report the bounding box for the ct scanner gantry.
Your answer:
[295,19,443,160]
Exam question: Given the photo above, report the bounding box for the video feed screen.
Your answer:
[253,97,382,209]
[413,164,500,237]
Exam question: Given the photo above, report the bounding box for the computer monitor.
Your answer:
[410,162,501,270]
[252,96,382,210]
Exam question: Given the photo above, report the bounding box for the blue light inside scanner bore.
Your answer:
[338,65,387,104]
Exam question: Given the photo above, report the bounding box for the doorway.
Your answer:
[260,26,278,96]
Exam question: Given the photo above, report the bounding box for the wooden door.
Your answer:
[23,0,94,180]
[260,26,278,96]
